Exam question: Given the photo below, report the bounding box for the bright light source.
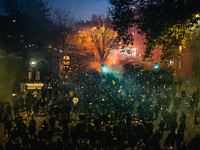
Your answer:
[12,93,17,96]
[196,14,199,18]
[101,65,109,72]
[30,59,37,67]
[169,60,174,65]
[154,63,159,69]
[179,46,182,52]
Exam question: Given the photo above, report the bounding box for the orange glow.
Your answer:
[89,62,101,72]
[104,52,120,65]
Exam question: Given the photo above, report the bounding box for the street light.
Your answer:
[30,59,37,67]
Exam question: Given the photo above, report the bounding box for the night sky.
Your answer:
[47,0,111,21]
[0,0,111,21]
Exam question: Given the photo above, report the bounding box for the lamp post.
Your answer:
[29,59,38,82]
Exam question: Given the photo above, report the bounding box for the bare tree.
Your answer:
[51,7,77,75]
[51,7,77,52]
[90,15,118,64]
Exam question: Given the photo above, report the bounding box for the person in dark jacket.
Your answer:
[28,116,36,139]
[188,134,200,150]
[4,117,13,136]
[5,103,12,120]
[55,138,63,150]
[159,118,165,135]
[0,105,5,122]
[178,119,186,135]
[194,107,199,124]
[26,101,32,116]
[170,118,177,134]
[179,111,186,123]
[49,115,56,131]
[154,103,160,120]
[13,102,20,117]
[21,131,30,149]
[41,120,49,132]
[33,100,39,116]
[18,95,25,111]
[40,99,46,116]
[5,138,21,150]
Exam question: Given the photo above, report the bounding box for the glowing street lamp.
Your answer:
[30,59,37,67]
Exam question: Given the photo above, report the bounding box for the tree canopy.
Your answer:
[109,0,200,64]
[109,0,135,46]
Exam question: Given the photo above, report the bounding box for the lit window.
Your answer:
[12,20,16,23]
[178,60,181,69]
[132,48,137,57]
[63,56,70,60]
[179,46,182,53]
[63,61,70,65]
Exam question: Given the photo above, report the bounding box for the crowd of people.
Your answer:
[0,63,200,150]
